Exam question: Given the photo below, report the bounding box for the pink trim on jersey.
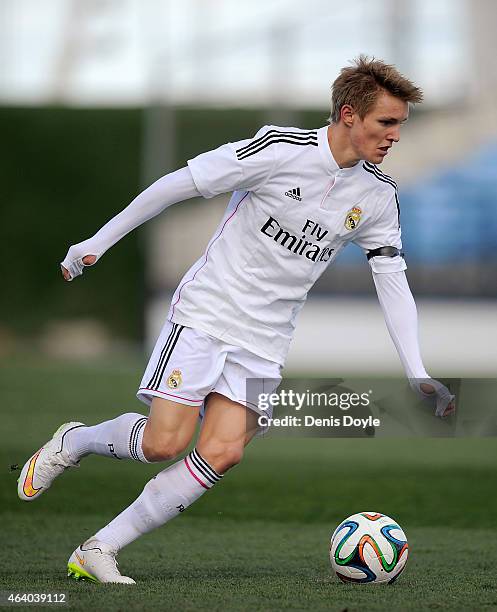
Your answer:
[138,387,203,404]
[171,191,250,318]
[319,177,336,209]
[184,455,209,489]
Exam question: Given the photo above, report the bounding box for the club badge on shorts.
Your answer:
[167,369,183,389]
[344,206,362,230]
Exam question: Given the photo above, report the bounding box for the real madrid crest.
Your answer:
[167,369,183,389]
[344,206,362,230]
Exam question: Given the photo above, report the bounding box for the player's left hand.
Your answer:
[413,378,455,417]
[61,255,96,281]
[60,238,100,281]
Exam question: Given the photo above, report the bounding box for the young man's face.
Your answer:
[349,91,409,164]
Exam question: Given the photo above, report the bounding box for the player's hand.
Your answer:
[413,378,455,417]
[60,242,99,281]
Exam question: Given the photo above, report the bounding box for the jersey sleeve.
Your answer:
[187,125,277,198]
[353,189,407,273]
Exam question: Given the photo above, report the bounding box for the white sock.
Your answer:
[64,413,149,463]
[93,448,222,551]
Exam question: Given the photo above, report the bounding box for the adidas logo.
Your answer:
[285,187,302,201]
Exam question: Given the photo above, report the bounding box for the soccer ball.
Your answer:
[329,512,408,584]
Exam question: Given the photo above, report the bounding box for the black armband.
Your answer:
[366,246,404,261]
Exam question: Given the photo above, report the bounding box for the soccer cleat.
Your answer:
[17,422,85,501]
[67,539,136,584]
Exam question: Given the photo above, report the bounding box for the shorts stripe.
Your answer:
[147,323,179,389]
[154,324,184,389]
[147,323,185,390]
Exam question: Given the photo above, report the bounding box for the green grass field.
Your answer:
[1,355,496,611]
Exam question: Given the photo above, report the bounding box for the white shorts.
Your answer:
[137,320,282,420]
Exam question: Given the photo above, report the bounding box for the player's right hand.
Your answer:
[413,378,456,418]
[60,242,99,281]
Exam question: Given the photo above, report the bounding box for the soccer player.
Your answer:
[18,56,455,584]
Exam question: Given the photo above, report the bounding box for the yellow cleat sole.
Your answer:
[67,563,99,583]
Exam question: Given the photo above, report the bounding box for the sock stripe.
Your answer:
[129,420,139,461]
[132,418,148,461]
[189,451,218,486]
[132,419,147,462]
[129,417,148,461]
[191,448,222,481]
[184,455,210,489]
[129,418,144,461]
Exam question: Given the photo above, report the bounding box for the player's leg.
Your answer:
[18,321,205,502]
[66,335,278,584]
[67,324,231,583]
[67,396,200,584]
[70,393,257,583]
[89,393,257,551]
[17,398,199,502]
[140,396,201,460]
[64,321,203,464]
[64,393,200,463]
[79,346,280,561]
[195,392,259,473]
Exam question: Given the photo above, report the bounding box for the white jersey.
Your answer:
[168,125,406,365]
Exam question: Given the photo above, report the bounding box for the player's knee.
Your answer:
[221,446,244,472]
[142,432,189,462]
[198,442,244,474]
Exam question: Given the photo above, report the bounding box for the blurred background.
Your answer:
[1,0,496,376]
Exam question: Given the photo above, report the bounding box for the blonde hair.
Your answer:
[329,55,423,123]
